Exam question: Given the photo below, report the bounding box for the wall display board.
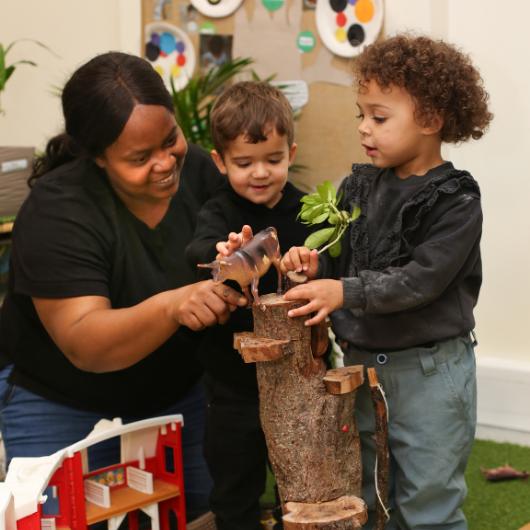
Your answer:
[315,0,383,57]
[144,21,196,89]
[142,0,380,189]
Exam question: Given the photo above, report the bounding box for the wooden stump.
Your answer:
[234,294,367,529]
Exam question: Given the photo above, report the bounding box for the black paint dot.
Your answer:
[330,0,348,13]
[208,0,221,4]
[347,24,365,46]
[145,42,160,61]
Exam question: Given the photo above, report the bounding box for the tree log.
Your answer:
[234,293,367,528]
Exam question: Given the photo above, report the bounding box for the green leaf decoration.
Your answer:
[304,227,336,249]
[351,205,361,221]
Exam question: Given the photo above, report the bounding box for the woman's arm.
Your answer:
[33,280,246,373]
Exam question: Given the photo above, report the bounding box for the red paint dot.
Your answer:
[177,54,186,67]
[341,424,349,433]
[336,12,347,27]
[160,50,168,58]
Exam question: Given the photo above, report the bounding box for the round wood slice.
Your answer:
[283,495,367,529]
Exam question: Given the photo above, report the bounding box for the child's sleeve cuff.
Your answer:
[341,277,366,310]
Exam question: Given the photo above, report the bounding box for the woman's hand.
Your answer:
[215,225,253,259]
[173,280,247,330]
[281,246,319,280]
[283,279,343,326]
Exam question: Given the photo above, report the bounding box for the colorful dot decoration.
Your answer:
[144,22,195,91]
[190,0,244,18]
[316,0,382,57]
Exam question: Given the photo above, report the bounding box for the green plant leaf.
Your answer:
[351,205,361,221]
[328,239,342,257]
[311,211,330,224]
[300,193,320,205]
[317,181,331,201]
[304,227,335,249]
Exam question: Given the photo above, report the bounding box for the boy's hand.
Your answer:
[216,225,253,259]
[283,279,343,326]
[281,246,319,280]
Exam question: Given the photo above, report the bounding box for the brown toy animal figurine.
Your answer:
[198,226,282,305]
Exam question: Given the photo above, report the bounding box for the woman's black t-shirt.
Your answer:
[0,144,224,416]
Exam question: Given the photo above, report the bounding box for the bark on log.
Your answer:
[235,293,367,529]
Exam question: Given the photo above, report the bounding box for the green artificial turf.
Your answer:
[464,439,530,530]
[261,438,530,529]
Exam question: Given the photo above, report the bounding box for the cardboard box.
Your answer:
[0,146,35,222]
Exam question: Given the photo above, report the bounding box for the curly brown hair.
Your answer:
[352,34,493,143]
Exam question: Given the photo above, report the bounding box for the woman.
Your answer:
[0,51,242,520]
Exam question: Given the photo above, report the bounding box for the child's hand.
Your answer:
[281,246,319,280]
[216,225,253,259]
[283,279,343,326]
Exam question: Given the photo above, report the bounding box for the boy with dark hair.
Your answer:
[281,34,493,529]
[186,81,310,530]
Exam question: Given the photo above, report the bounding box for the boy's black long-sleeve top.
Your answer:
[186,181,311,395]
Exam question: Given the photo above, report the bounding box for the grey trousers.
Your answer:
[344,335,477,530]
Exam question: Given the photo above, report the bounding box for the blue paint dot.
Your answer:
[176,40,185,54]
[349,0,357,4]
[160,32,176,54]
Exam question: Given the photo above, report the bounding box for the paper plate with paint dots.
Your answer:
[315,0,383,57]
[190,0,243,18]
[145,22,195,91]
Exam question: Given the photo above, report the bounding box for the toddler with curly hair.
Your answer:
[282,34,493,529]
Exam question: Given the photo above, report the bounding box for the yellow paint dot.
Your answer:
[171,64,181,77]
[154,65,165,77]
[355,0,374,23]
[335,27,347,43]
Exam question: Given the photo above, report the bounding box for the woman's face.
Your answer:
[96,104,187,211]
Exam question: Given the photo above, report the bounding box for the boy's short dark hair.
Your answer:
[210,81,294,154]
[353,34,493,143]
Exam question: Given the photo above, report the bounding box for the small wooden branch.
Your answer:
[367,368,389,530]
[283,495,367,529]
[234,332,292,363]
[323,366,364,395]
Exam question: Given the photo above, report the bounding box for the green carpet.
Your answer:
[464,439,530,530]
[262,438,530,529]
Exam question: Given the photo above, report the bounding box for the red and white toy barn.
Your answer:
[0,415,186,530]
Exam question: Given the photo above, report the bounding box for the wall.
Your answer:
[385,0,530,443]
[1,0,529,441]
[0,0,141,147]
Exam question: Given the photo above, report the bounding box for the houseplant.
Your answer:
[170,57,254,151]
[0,39,54,114]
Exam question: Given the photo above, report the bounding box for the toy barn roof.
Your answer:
[4,414,183,521]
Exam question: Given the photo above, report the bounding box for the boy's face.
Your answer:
[356,79,442,178]
[211,128,296,208]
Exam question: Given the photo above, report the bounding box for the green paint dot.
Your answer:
[199,22,216,34]
[262,0,284,11]
[297,31,316,53]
